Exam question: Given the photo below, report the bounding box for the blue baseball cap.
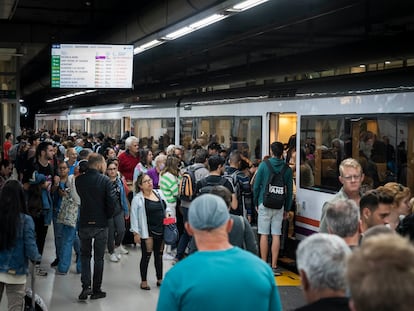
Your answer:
[188,194,230,230]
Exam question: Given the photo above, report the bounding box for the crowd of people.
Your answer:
[0,127,414,310]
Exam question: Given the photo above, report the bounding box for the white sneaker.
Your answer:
[109,253,119,262]
[163,253,175,260]
[117,253,122,260]
[115,245,129,255]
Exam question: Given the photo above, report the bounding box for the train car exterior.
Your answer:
[35,90,414,238]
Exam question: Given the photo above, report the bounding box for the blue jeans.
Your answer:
[107,212,126,253]
[79,227,108,292]
[53,216,64,260]
[73,231,81,273]
[57,224,76,273]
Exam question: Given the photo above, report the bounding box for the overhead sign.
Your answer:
[51,44,134,89]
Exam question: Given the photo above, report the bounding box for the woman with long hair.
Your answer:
[133,148,154,182]
[0,180,41,311]
[105,159,130,262]
[159,155,181,218]
[130,173,166,290]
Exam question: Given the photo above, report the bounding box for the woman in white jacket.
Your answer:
[130,173,166,290]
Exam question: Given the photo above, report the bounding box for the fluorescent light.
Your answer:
[134,40,163,55]
[46,89,97,103]
[164,14,226,40]
[90,106,122,112]
[130,104,153,109]
[164,27,193,40]
[385,61,391,64]
[190,14,226,29]
[227,0,269,12]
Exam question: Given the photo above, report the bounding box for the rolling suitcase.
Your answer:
[24,263,48,311]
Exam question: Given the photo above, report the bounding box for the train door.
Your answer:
[268,112,297,243]
[123,116,131,136]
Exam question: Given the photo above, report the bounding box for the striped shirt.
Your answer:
[160,172,180,203]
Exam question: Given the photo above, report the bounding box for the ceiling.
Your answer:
[1,0,414,116]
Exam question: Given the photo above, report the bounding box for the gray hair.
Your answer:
[125,136,139,149]
[296,233,351,291]
[154,154,167,166]
[326,199,360,238]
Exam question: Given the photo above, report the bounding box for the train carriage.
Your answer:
[35,89,414,239]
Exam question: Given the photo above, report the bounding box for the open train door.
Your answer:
[268,112,298,262]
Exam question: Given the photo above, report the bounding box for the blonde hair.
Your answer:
[383,182,411,208]
[339,158,362,176]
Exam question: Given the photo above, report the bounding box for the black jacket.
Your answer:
[76,168,116,228]
[295,297,350,311]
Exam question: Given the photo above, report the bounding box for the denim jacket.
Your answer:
[0,214,42,275]
[115,176,130,218]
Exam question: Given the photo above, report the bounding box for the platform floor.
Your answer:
[0,229,305,311]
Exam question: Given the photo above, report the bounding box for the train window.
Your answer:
[90,119,121,140]
[300,114,414,195]
[69,119,85,134]
[38,119,54,132]
[57,120,68,133]
[180,116,262,163]
[131,118,175,154]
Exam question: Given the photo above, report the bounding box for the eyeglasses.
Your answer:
[107,167,117,171]
[341,174,362,182]
[142,179,152,184]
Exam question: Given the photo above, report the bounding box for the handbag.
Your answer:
[163,217,179,245]
[57,179,78,228]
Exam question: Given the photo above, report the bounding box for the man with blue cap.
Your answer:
[157,194,282,311]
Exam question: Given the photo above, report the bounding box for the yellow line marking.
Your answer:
[274,270,301,286]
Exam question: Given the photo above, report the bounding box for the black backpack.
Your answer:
[262,160,288,209]
[198,176,227,196]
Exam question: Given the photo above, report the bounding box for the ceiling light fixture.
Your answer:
[134,40,163,54]
[89,106,122,112]
[134,0,270,55]
[46,89,97,103]
[227,0,269,12]
[164,14,227,40]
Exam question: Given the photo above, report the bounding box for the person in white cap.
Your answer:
[157,194,282,311]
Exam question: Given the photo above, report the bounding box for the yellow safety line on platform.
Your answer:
[274,270,301,286]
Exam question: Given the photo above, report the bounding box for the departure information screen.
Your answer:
[51,44,134,89]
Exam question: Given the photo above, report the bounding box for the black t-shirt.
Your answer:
[23,159,54,187]
[145,198,164,236]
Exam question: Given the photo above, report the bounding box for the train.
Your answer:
[35,86,414,239]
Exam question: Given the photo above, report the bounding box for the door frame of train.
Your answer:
[268,112,297,150]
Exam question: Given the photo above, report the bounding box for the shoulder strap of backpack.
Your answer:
[219,177,227,186]
[264,159,276,173]
[280,164,288,176]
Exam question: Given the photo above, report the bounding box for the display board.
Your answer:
[51,44,134,89]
